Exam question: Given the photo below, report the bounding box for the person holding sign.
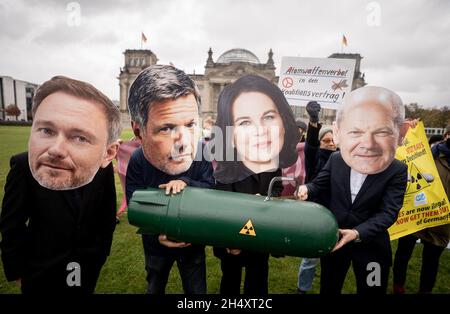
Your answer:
[393,126,450,294]
[297,101,337,294]
[213,75,299,294]
[297,86,408,294]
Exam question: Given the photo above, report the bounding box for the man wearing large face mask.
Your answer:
[0,76,121,293]
[126,65,214,294]
[297,86,408,294]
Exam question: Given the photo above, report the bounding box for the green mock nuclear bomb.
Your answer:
[128,186,338,257]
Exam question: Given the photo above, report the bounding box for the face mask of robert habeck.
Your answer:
[140,94,201,175]
[28,92,117,190]
[335,88,403,175]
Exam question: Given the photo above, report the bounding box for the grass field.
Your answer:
[0,125,449,294]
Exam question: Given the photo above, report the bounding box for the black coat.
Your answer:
[304,123,334,208]
[308,152,407,293]
[304,123,334,183]
[215,169,283,196]
[307,152,407,248]
[0,152,117,293]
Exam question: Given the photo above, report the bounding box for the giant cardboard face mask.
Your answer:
[135,94,201,175]
[232,92,285,173]
[336,97,401,175]
[28,92,117,190]
[213,75,299,184]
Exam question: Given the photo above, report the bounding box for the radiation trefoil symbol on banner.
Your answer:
[239,219,256,236]
[406,163,434,195]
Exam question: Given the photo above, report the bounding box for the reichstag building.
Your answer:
[118,48,365,126]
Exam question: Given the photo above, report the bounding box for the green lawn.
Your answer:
[0,125,449,294]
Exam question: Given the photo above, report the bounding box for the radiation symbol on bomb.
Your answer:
[239,219,256,236]
[405,163,433,195]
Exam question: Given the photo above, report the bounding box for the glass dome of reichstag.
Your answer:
[216,48,260,64]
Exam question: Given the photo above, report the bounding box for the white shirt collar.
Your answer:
[350,169,368,203]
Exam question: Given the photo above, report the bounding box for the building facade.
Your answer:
[0,76,38,121]
[190,48,277,120]
[117,48,366,126]
[118,49,158,126]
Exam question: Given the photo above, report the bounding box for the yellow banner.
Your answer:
[389,121,450,240]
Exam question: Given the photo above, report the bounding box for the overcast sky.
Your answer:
[1,0,449,107]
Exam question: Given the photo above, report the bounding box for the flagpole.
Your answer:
[341,34,346,53]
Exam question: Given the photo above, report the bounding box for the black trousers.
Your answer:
[216,249,269,295]
[21,259,105,294]
[320,242,391,294]
[393,234,446,293]
[142,235,206,294]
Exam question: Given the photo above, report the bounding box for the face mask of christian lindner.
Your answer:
[28,93,113,190]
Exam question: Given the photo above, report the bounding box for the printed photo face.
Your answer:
[141,94,200,175]
[337,101,399,174]
[28,92,110,190]
[232,92,285,174]
[212,75,299,184]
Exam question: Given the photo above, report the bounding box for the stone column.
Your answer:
[203,80,212,116]
[119,80,128,112]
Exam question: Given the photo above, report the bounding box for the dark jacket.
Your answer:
[304,123,334,209]
[304,122,334,183]
[0,152,117,293]
[307,152,408,247]
[215,169,283,196]
[416,143,450,247]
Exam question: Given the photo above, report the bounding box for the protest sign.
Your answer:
[278,57,356,109]
[389,122,450,240]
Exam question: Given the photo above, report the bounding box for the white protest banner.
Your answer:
[278,57,356,110]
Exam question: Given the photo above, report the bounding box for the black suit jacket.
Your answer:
[307,152,407,247]
[0,152,117,291]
